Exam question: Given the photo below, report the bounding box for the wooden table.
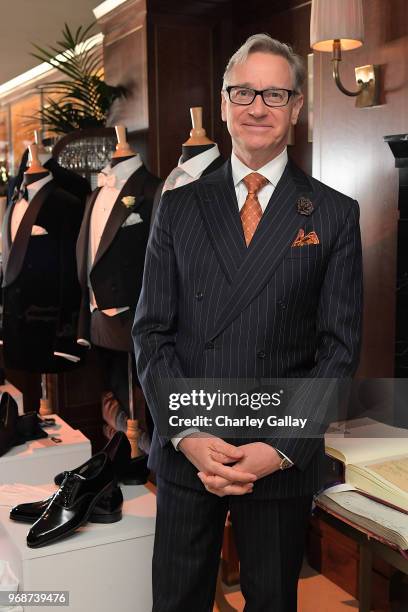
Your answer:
[314,506,408,612]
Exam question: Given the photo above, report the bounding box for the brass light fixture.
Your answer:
[310,0,381,108]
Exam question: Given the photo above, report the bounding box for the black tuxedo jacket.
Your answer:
[76,164,161,352]
[8,151,91,206]
[133,158,363,499]
[1,180,84,372]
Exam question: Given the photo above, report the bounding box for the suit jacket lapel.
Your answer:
[92,166,147,269]
[209,159,323,340]
[196,160,247,284]
[76,187,101,287]
[3,181,54,287]
[1,200,15,282]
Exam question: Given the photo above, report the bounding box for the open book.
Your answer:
[325,418,408,513]
[316,484,408,552]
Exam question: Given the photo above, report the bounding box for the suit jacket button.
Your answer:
[195,292,203,301]
[257,351,266,359]
[111,285,117,291]
[278,301,287,310]
[204,341,214,349]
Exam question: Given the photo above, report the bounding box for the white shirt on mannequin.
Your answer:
[87,154,143,317]
[10,174,53,241]
[162,144,220,192]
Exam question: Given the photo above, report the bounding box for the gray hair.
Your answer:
[222,33,306,93]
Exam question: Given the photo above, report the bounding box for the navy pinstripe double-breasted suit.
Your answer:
[133,157,363,611]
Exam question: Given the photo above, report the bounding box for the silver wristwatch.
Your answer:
[275,448,294,470]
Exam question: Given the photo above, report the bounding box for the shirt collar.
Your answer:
[102,153,143,183]
[26,173,53,202]
[231,147,288,188]
[177,144,220,178]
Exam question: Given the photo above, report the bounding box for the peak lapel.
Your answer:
[3,181,54,287]
[196,160,247,284]
[209,160,322,340]
[1,201,15,284]
[76,187,102,286]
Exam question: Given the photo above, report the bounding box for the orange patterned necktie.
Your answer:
[241,173,269,246]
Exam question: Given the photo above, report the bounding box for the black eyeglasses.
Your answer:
[224,86,296,107]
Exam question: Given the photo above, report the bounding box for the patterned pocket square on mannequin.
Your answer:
[31,225,48,236]
[292,228,319,247]
[121,213,143,227]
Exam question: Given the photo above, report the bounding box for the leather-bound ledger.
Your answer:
[325,418,408,513]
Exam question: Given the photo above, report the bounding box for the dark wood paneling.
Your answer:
[100,0,149,133]
[233,0,312,174]
[104,27,149,132]
[313,0,408,377]
[147,14,222,177]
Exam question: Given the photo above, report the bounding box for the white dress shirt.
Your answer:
[231,147,288,212]
[10,174,53,242]
[87,154,143,317]
[162,144,220,192]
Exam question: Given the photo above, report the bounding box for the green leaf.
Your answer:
[31,21,126,133]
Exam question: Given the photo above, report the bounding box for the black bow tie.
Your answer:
[13,185,28,202]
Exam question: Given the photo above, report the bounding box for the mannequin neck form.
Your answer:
[23,171,49,186]
[181,144,214,163]
[111,154,136,168]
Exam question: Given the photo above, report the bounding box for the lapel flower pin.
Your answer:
[121,195,136,208]
[296,197,314,216]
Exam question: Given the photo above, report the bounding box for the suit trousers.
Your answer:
[153,476,313,612]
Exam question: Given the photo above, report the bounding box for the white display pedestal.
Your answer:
[0,415,91,485]
[0,485,156,612]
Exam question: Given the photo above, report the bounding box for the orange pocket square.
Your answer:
[292,229,320,247]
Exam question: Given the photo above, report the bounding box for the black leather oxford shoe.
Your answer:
[54,431,131,485]
[26,453,120,548]
[10,484,123,525]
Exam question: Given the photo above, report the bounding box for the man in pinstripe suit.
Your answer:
[134,34,363,612]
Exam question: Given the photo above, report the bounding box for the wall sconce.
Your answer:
[310,0,381,108]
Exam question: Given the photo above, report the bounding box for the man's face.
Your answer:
[221,52,303,163]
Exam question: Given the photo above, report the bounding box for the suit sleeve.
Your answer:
[266,200,363,470]
[133,194,188,447]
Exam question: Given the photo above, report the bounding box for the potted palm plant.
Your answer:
[31,23,126,134]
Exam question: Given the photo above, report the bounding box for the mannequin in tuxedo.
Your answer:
[152,107,224,219]
[76,127,161,436]
[1,144,84,372]
[8,137,91,207]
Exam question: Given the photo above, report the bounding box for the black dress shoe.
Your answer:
[0,393,48,457]
[54,431,131,486]
[0,393,18,457]
[120,454,149,485]
[10,484,123,525]
[27,453,120,548]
